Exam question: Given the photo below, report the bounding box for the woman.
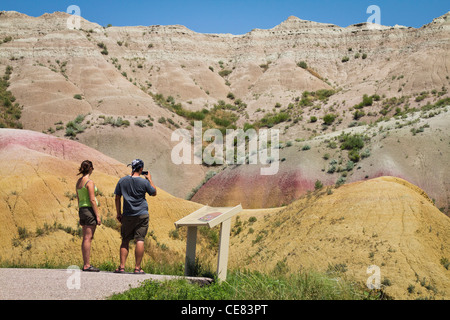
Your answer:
[76,160,101,272]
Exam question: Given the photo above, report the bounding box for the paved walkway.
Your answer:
[0,268,212,300]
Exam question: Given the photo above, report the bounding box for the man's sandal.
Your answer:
[134,268,145,274]
[114,266,125,273]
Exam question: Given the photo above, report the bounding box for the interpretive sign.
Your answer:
[198,212,223,222]
[175,204,243,281]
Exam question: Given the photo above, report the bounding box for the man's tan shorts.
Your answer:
[121,214,149,242]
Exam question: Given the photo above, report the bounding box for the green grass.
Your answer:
[0,258,386,300]
[109,269,384,300]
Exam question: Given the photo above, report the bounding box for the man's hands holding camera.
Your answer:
[141,171,151,180]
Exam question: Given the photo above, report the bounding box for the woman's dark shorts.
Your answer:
[79,207,97,226]
[121,214,149,242]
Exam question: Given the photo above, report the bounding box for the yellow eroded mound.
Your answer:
[227,176,450,299]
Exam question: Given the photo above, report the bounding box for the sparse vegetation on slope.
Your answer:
[0,66,22,129]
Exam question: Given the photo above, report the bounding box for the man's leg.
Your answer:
[135,240,144,270]
[134,215,149,272]
[119,240,129,269]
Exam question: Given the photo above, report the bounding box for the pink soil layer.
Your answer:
[192,166,318,209]
[0,129,126,175]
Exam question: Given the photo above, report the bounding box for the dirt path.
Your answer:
[0,268,212,300]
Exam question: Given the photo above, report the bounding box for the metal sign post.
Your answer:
[174,204,242,282]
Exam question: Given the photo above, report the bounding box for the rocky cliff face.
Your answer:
[1,10,448,119]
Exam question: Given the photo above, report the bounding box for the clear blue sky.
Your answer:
[1,0,448,34]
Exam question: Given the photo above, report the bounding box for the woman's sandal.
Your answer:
[82,265,100,272]
[114,266,125,273]
[134,268,145,274]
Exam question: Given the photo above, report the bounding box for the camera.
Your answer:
[141,171,148,175]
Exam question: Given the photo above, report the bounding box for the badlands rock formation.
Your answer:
[0,129,202,266]
[227,176,450,300]
[1,129,449,300]
[0,10,448,209]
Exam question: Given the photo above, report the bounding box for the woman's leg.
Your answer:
[81,225,96,269]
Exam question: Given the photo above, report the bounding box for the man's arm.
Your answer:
[115,194,122,222]
[143,172,157,196]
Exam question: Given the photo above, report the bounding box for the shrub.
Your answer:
[348,149,360,162]
[97,42,108,55]
[361,149,371,159]
[135,119,146,127]
[73,94,82,100]
[158,117,166,124]
[440,257,450,270]
[342,56,350,63]
[297,61,308,69]
[346,161,355,171]
[310,116,317,123]
[258,112,289,128]
[212,116,231,127]
[354,94,374,109]
[315,179,323,190]
[227,92,235,100]
[113,117,128,127]
[186,111,205,121]
[415,92,428,102]
[362,94,373,106]
[302,144,311,151]
[74,114,85,123]
[327,165,336,174]
[336,176,346,187]
[65,118,86,137]
[315,89,335,100]
[323,114,336,125]
[65,126,76,137]
[243,122,255,131]
[218,69,232,77]
[353,110,365,120]
[339,134,365,151]
[2,36,13,43]
[18,227,29,240]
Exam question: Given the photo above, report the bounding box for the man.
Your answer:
[114,159,157,274]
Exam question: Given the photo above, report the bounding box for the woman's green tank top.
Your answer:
[77,180,98,208]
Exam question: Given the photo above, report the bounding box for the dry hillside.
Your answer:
[0,129,449,300]
[192,109,450,212]
[0,129,202,267]
[0,10,448,207]
[226,176,450,300]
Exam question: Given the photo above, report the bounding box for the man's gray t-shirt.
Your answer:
[114,176,156,216]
